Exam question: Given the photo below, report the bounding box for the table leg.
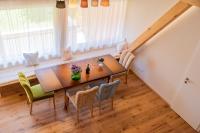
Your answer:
[0,87,3,98]
[107,77,110,83]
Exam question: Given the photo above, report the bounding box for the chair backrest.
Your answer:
[75,86,98,109]
[18,72,33,102]
[97,80,120,101]
[119,50,135,70]
[119,50,128,64]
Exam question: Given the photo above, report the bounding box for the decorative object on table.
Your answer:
[92,0,98,7]
[71,65,82,80]
[86,64,90,74]
[98,57,104,62]
[56,0,66,8]
[97,57,104,67]
[62,48,72,61]
[101,0,109,7]
[81,0,88,8]
[68,0,77,8]
[23,52,39,67]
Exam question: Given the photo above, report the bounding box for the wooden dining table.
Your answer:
[35,54,126,93]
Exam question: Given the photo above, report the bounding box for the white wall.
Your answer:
[125,0,200,104]
[125,0,178,42]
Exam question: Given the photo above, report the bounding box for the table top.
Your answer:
[35,54,126,92]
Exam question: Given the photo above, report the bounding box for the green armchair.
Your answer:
[18,72,55,114]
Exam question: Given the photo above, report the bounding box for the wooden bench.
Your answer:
[0,75,36,97]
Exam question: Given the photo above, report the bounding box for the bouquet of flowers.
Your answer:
[71,64,82,74]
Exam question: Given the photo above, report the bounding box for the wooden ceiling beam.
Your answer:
[181,0,200,7]
[129,1,191,52]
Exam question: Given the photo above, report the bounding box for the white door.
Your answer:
[172,43,200,131]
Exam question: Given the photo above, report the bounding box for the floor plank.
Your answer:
[0,73,197,133]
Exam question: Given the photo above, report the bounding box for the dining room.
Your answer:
[0,0,200,132]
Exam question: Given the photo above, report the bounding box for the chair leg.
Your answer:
[107,77,110,83]
[65,96,69,111]
[0,87,2,98]
[111,97,114,110]
[91,105,94,117]
[64,90,69,111]
[30,102,33,115]
[125,72,128,84]
[53,96,56,110]
[99,101,101,115]
[77,109,79,123]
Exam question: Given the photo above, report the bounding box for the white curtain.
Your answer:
[67,0,127,52]
[0,0,127,68]
[0,0,64,68]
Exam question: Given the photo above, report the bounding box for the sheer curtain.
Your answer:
[0,0,127,68]
[0,0,63,68]
[67,0,127,52]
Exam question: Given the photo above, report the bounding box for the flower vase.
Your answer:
[71,72,81,81]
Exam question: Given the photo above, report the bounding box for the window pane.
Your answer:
[67,0,127,52]
[0,7,53,34]
[0,7,57,68]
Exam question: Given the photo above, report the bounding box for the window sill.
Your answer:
[0,47,119,87]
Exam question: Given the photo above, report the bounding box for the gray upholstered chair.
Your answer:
[112,50,135,84]
[96,80,120,114]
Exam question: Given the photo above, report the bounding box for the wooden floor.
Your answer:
[0,73,197,133]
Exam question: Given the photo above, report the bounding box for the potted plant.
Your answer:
[71,64,82,80]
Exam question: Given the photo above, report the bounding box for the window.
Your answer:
[0,0,127,68]
[67,0,127,52]
[0,7,58,68]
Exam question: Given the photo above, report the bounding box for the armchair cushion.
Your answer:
[31,84,54,101]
